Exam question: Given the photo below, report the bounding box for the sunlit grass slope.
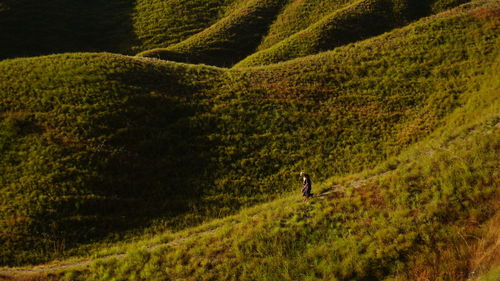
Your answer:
[256,0,358,50]
[76,104,499,281]
[0,0,498,269]
[0,54,224,265]
[138,0,472,67]
[61,13,500,278]
[137,0,360,65]
[0,0,470,65]
[235,0,471,67]
[0,0,239,59]
[131,0,241,53]
[67,56,499,280]
[137,0,288,67]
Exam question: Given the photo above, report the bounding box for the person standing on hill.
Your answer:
[300,172,312,201]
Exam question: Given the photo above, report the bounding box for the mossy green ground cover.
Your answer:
[0,0,498,271]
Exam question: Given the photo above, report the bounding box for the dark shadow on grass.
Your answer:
[0,0,138,60]
[0,61,221,266]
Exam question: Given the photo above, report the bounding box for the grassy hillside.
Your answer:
[256,0,358,50]
[28,54,500,280]
[0,0,470,65]
[0,0,498,269]
[66,72,500,280]
[139,0,472,67]
[41,24,500,279]
[0,54,225,265]
[0,0,238,59]
[131,0,241,53]
[235,0,471,67]
[137,0,288,67]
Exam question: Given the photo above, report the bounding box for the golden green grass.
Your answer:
[0,0,498,280]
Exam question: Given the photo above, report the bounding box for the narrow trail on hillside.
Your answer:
[0,173,386,277]
[0,226,218,277]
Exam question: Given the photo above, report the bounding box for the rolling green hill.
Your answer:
[256,0,358,50]
[0,0,472,65]
[132,0,242,53]
[0,0,239,59]
[235,0,471,67]
[139,0,471,67]
[137,0,288,67]
[1,0,499,266]
[67,75,500,280]
[0,0,498,280]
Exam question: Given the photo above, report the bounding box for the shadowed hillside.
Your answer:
[0,54,224,264]
[0,0,240,59]
[235,0,471,67]
[256,0,358,50]
[131,0,243,53]
[137,0,288,67]
[0,0,498,280]
[0,0,471,65]
[138,0,471,67]
[7,48,499,279]
[0,0,136,59]
[64,67,500,279]
[256,0,471,51]
[0,0,498,270]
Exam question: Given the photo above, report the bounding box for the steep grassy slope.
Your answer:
[137,0,288,67]
[0,0,239,59]
[0,0,498,267]
[72,101,500,281]
[257,0,358,50]
[56,58,500,280]
[131,0,241,53]
[235,0,471,67]
[0,0,470,65]
[0,54,224,265]
[138,0,473,67]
